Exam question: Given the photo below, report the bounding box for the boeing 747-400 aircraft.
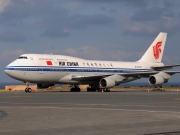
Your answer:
[4,32,180,92]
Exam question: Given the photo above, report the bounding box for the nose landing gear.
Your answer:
[24,82,32,93]
[25,88,32,93]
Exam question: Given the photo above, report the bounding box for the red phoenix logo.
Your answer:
[153,42,162,60]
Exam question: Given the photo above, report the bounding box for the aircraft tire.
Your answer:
[25,88,28,93]
[71,88,80,92]
[87,88,89,92]
[104,89,110,92]
[87,88,96,92]
[28,88,32,93]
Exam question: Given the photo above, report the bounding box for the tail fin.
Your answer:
[138,32,167,63]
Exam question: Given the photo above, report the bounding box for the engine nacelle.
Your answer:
[99,75,125,88]
[100,78,116,88]
[149,75,168,85]
[37,84,55,89]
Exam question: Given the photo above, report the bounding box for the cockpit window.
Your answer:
[18,56,28,59]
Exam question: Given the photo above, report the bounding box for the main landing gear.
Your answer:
[87,84,98,92]
[87,85,111,92]
[70,84,81,92]
[24,82,32,93]
[102,88,110,92]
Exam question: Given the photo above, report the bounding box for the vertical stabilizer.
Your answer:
[139,32,167,63]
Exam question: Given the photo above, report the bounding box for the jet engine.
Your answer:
[149,75,168,85]
[99,75,125,88]
[37,84,55,89]
[100,77,116,88]
[148,72,172,85]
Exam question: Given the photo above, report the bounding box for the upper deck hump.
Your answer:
[20,54,86,61]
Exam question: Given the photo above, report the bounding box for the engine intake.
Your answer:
[99,75,125,88]
[100,78,116,88]
[149,75,168,85]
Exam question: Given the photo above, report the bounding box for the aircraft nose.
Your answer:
[4,66,17,79]
[4,67,10,75]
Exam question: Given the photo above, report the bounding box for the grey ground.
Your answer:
[0,90,180,135]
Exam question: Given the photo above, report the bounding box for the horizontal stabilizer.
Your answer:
[163,71,180,75]
[151,64,180,71]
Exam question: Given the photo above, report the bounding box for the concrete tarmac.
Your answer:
[0,91,180,135]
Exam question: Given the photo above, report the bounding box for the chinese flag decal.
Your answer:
[46,61,52,66]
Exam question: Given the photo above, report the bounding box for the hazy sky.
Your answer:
[1,0,180,83]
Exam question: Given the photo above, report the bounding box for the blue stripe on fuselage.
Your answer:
[4,66,152,73]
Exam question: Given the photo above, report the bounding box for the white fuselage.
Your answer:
[4,54,164,84]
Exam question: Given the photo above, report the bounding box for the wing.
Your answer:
[151,64,180,71]
[71,71,180,81]
[71,71,159,81]
[163,71,180,75]
[71,74,112,81]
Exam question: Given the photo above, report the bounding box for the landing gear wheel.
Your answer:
[87,88,96,92]
[70,88,80,92]
[25,88,28,93]
[103,89,110,92]
[105,89,110,92]
[28,88,32,93]
[87,88,91,92]
[25,88,32,93]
